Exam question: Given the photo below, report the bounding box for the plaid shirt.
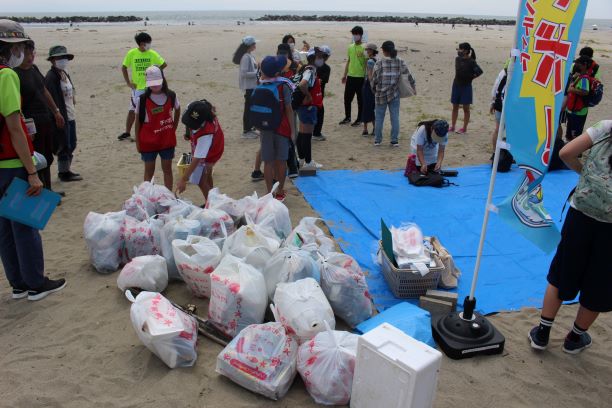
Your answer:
[371,57,415,105]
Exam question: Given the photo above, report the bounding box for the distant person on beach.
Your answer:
[282,34,302,65]
[371,41,414,147]
[233,35,259,139]
[0,19,66,300]
[339,26,366,127]
[528,119,611,354]
[450,42,482,134]
[564,56,592,142]
[490,59,509,152]
[313,45,331,142]
[118,32,166,141]
[134,66,180,191]
[45,45,82,182]
[296,48,324,170]
[176,99,224,203]
[361,43,378,136]
[410,120,449,174]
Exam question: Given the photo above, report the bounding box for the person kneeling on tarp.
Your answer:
[410,119,449,174]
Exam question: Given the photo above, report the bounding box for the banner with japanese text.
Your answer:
[499,0,588,253]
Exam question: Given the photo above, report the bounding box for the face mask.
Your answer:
[144,43,151,51]
[150,85,163,93]
[289,43,295,50]
[353,35,361,43]
[54,59,69,70]
[457,51,464,57]
[8,48,24,68]
[314,58,324,67]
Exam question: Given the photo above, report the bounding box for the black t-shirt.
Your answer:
[317,63,331,95]
[14,65,52,124]
[453,57,477,86]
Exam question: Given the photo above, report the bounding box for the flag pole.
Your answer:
[463,0,523,320]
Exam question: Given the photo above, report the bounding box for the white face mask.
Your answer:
[144,43,151,51]
[289,42,295,50]
[54,59,69,70]
[353,35,362,43]
[314,58,324,67]
[8,48,24,68]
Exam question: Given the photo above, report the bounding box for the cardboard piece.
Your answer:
[380,218,397,267]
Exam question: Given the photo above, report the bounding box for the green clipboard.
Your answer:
[381,218,397,267]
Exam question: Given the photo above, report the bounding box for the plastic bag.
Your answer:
[391,223,431,267]
[187,207,235,248]
[123,194,156,221]
[162,199,198,219]
[321,252,373,327]
[263,247,321,300]
[134,180,176,214]
[285,217,335,255]
[172,236,221,298]
[246,184,292,240]
[84,211,126,273]
[208,255,268,338]
[127,290,197,369]
[222,222,281,271]
[216,322,298,400]
[273,278,335,343]
[160,217,201,280]
[117,255,168,292]
[120,216,163,262]
[297,326,359,406]
[206,188,258,226]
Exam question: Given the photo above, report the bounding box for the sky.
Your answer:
[2,0,611,18]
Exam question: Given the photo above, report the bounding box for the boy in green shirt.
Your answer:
[565,56,591,141]
[339,26,367,127]
[118,32,167,141]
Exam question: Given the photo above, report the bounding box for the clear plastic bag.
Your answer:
[321,252,373,327]
[134,180,176,214]
[160,217,201,280]
[216,322,298,400]
[187,207,235,248]
[221,221,281,271]
[273,278,335,343]
[117,255,168,292]
[297,326,359,406]
[263,247,321,300]
[123,194,156,221]
[206,188,258,226]
[120,216,164,262]
[126,290,198,369]
[172,235,221,298]
[284,217,335,256]
[390,223,431,267]
[161,198,198,219]
[208,255,268,338]
[246,184,292,240]
[83,211,126,273]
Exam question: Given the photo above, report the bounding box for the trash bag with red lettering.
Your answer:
[246,184,292,240]
[206,188,258,226]
[216,322,298,400]
[120,216,164,262]
[221,220,281,271]
[262,247,321,300]
[187,207,235,248]
[160,217,201,280]
[117,255,168,292]
[284,217,335,256]
[172,236,221,298]
[123,194,156,221]
[84,210,126,273]
[134,180,176,214]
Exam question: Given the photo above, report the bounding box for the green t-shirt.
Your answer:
[0,67,26,168]
[347,43,366,78]
[122,48,165,90]
[567,75,590,116]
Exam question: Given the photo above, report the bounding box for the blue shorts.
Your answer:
[297,105,318,125]
[451,84,473,105]
[141,147,175,162]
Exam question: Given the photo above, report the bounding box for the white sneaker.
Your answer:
[299,159,305,167]
[241,130,259,139]
[305,160,323,169]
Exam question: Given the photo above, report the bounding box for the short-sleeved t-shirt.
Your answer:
[122,48,165,90]
[134,92,180,123]
[347,43,366,78]
[0,68,22,119]
[567,76,590,116]
[410,125,448,166]
[14,66,51,124]
[454,57,477,86]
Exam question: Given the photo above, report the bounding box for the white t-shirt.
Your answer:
[60,75,75,121]
[410,125,447,166]
[133,92,180,123]
[189,130,214,184]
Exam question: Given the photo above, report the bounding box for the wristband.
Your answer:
[27,171,37,176]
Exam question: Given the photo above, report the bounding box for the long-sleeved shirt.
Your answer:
[239,52,258,91]
[371,57,414,105]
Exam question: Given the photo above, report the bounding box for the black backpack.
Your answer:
[497,148,514,173]
[493,73,507,112]
[407,172,451,188]
[249,82,285,131]
[138,89,176,125]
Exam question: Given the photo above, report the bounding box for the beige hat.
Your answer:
[0,19,30,43]
[365,43,378,52]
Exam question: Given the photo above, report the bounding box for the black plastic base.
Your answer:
[431,311,505,360]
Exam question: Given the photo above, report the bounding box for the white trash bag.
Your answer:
[127,290,197,369]
[120,216,163,262]
[206,188,258,226]
[297,325,359,406]
[134,180,176,214]
[84,211,126,273]
[160,217,201,280]
[187,207,235,247]
[208,255,267,338]
[123,194,156,221]
[285,217,335,255]
[273,278,335,343]
[162,198,198,219]
[246,183,292,240]
[216,322,298,400]
[321,252,373,327]
[391,223,432,268]
[263,247,321,300]
[117,255,168,292]
[172,236,221,298]
[222,221,281,271]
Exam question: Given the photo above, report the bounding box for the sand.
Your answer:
[0,21,611,408]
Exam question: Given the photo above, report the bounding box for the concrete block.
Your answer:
[419,296,454,316]
[425,289,458,310]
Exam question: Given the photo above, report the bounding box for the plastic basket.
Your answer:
[379,241,444,299]
[177,153,191,179]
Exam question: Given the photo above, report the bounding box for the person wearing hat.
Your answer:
[340,26,367,127]
[312,45,331,141]
[296,48,324,170]
[233,35,259,139]
[134,65,180,190]
[176,99,224,203]
[564,56,592,142]
[0,19,66,300]
[361,43,378,137]
[44,45,82,182]
[118,32,167,141]
[410,119,449,174]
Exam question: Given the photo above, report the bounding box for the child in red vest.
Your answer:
[176,100,224,203]
[134,65,180,190]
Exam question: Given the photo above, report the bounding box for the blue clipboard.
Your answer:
[0,177,61,230]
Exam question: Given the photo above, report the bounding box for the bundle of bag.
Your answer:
[273,278,335,343]
[216,322,298,400]
[159,217,201,280]
[263,247,321,300]
[127,290,197,369]
[172,235,221,298]
[221,221,281,271]
[206,188,258,226]
[162,199,198,219]
[117,255,168,292]
[284,217,335,255]
[208,255,268,338]
[83,210,126,273]
[321,252,373,327]
[120,216,164,262]
[246,184,292,240]
[297,327,359,406]
[123,194,156,221]
[187,207,235,248]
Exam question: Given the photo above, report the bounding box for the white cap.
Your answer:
[145,65,163,87]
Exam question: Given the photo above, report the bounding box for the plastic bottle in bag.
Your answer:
[262,247,321,300]
[172,236,221,298]
[83,211,126,273]
[187,207,235,248]
[284,217,335,256]
[221,222,280,271]
[160,217,201,280]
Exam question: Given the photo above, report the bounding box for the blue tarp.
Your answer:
[295,165,578,315]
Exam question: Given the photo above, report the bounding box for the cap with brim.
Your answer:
[365,43,378,52]
[0,19,30,43]
[47,45,74,61]
[261,55,287,77]
[145,65,164,87]
[182,100,214,130]
[432,120,449,143]
[319,45,331,56]
[242,35,257,46]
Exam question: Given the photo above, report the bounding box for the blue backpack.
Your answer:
[249,82,283,131]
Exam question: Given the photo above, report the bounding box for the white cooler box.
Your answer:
[350,323,442,408]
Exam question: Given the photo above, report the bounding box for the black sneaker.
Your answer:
[339,118,351,125]
[27,278,66,301]
[351,120,363,127]
[58,172,83,182]
[563,332,592,354]
[118,132,130,140]
[12,286,29,299]
[528,326,548,350]
[251,170,264,181]
[288,170,299,179]
[390,142,400,148]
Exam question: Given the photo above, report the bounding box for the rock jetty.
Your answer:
[253,15,515,26]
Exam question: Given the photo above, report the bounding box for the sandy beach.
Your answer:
[1,20,611,407]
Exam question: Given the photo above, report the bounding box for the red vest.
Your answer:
[276,83,292,138]
[138,95,176,153]
[191,118,225,164]
[0,66,34,161]
[567,74,589,113]
[302,67,323,108]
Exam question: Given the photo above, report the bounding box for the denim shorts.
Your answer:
[297,105,318,125]
[494,110,502,123]
[141,147,175,162]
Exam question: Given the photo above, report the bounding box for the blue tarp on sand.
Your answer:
[295,165,578,315]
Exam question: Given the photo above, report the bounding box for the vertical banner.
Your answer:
[499,0,588,253]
